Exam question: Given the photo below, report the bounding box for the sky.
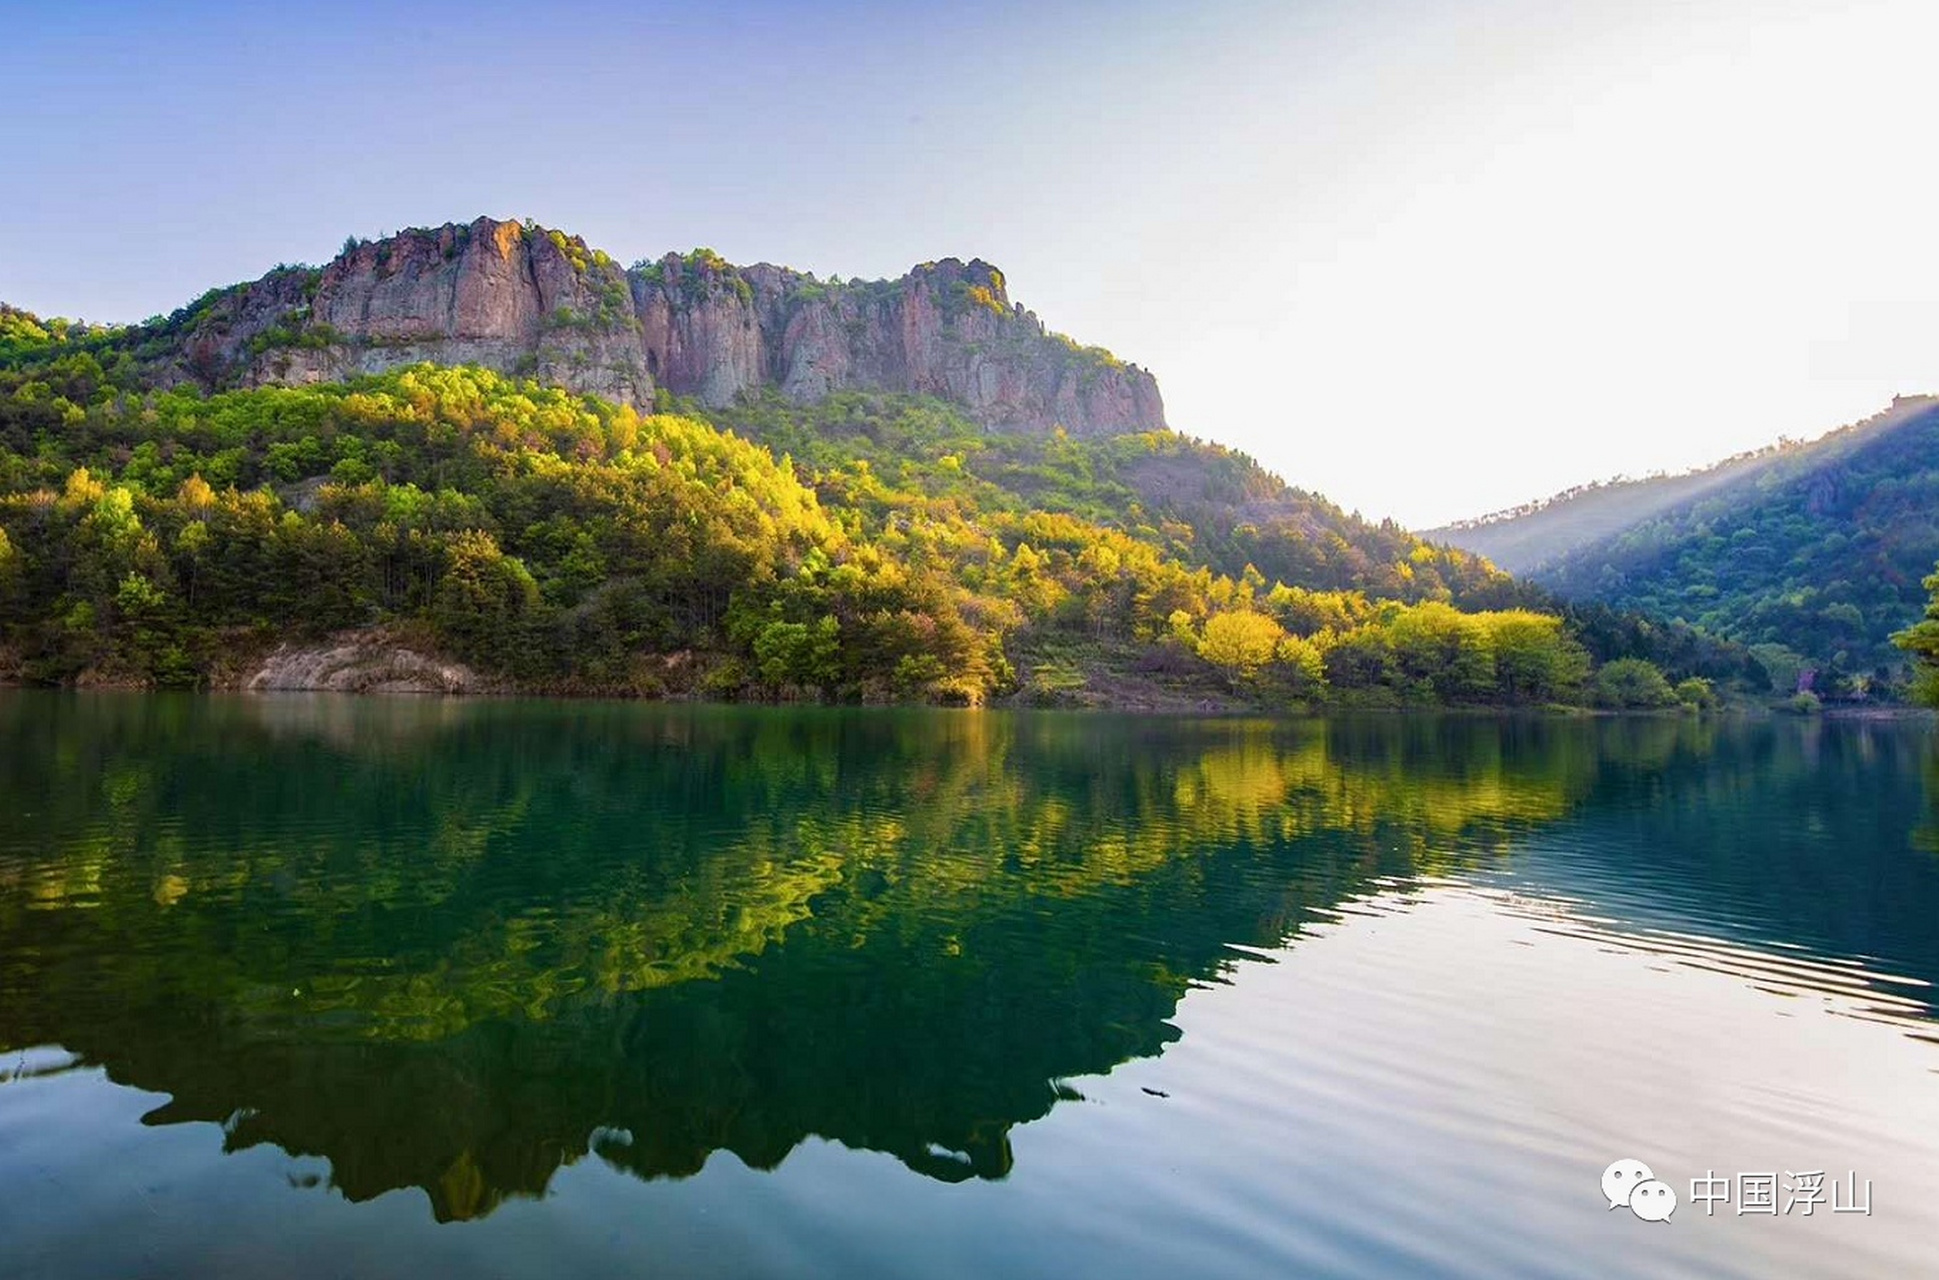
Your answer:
[4,0,1936,527]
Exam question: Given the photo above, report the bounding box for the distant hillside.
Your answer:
[1428,397,1939,685]
[1422,446,1796,577]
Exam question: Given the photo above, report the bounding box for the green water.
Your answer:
[2,693,1936,1277]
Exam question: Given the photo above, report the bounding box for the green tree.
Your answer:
[432,530,542,670]
[1892,564,1939,706]
[754,615,841,694]
[1384,601,1494,702]
[1485,611,1589,704]
[1673,676,1719,710]
[1273,633,1327,699]
[1593,657,1677,708]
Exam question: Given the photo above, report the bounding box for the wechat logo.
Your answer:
[1603,1158,1677,1222]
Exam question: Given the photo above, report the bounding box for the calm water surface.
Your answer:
[1,694,1936,1278]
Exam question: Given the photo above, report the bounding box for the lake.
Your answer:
[1,693,1936,1278]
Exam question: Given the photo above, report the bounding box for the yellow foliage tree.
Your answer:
[1199,610,1286,678]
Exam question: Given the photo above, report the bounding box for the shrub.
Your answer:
[1673,676,1718,710]
[1594,657,1678,708]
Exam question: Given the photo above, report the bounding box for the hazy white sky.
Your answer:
[4,0,1935,526]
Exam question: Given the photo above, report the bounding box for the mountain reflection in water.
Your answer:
[0,695,1934,1237]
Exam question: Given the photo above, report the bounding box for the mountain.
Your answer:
[0,217,1695,707]
[1426,396,1939,686]
[1422,448,1792,578]
[87,216,1163,437]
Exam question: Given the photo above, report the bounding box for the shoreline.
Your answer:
[2,680,1931,721]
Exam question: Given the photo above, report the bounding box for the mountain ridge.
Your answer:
[8,216,1164,438]
[1421,396,1937,576]
[1423,395,1939,685]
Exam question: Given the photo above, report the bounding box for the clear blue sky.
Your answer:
[5,0,1935,526]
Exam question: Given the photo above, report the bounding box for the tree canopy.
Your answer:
[0,340,1741,707]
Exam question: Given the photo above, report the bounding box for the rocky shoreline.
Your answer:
[242,635,489,696]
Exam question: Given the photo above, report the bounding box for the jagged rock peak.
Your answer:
[136,217,1167,437]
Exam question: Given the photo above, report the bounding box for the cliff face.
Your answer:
[631,250,1166,435]
[149,217,1165,437]
[167,219,653,406]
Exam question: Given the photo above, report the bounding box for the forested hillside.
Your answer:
[1429,397,1939,696]
[0,228,1752,710]
[1422,449,1789,576]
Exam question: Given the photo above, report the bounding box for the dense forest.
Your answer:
[1432,397,1939,699]
[0,300,1751,709]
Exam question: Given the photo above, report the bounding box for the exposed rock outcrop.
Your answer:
[139,218,1166,437]
[631,250,1166,435]
[247,635,483,695]
[165,219,653,407]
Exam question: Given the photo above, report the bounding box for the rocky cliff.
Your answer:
[139,217,1165,437]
